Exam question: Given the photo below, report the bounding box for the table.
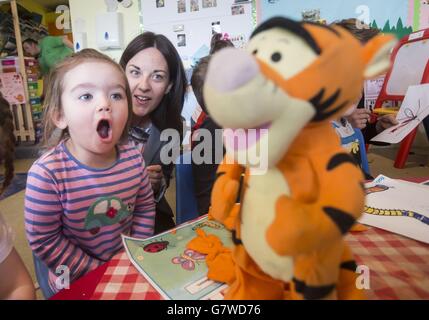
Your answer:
[51,178,429,300]
[50,225,429,300]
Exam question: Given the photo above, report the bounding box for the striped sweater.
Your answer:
[25,141,155,293]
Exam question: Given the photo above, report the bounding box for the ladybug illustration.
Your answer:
[143,241,170,253]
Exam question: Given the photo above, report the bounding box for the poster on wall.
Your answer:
[0,73,26,105]
[259,0,420,38]
[409,0,429,30]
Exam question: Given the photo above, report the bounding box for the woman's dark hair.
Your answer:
[209,33,234,55]
[120,32,187,139]
[0,93,15,195]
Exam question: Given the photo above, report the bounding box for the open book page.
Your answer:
[122,216,232,300]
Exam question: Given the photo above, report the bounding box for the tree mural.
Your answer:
[372,17,413,39]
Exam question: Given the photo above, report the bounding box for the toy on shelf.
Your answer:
[202,16,396,300]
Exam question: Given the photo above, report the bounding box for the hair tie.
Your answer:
[221,33,230,41]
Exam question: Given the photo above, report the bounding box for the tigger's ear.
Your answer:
[362,34,397,79]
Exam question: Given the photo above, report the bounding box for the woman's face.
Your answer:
[125,47,172,121]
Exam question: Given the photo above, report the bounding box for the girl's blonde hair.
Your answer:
[42,48,133,149]
[0,94,15,195]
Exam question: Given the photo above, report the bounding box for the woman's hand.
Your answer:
[376,114,398,133]
[344,109,371,129]
[147,165,164,193]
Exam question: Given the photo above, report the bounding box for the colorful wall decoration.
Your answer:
[408,0,429,30]
[259,0,429,39]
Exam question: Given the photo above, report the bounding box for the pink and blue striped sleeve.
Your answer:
[24,164,102,281]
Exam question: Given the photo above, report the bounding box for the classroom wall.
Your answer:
[69,0,141,61]
[140,0,254,69]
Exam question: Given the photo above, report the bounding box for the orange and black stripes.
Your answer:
[310,88,349,122]
[340,260,358,272]
[293,278,336,300]
[327,153,357,171]
[323,206,356,235]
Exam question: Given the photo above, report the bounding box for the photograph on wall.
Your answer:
[177,34,186,47]
[202,0,217,9]
[191,0,200,12]
[156,0,165,8]
[178,0,186,13]
[211,21,221,34]
[231,5,245,15]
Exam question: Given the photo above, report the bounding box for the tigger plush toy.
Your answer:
[202,17,396,299]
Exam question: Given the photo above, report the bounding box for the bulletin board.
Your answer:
[139,0,254,67]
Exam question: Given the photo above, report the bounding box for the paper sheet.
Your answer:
[360,175,429,244]
[371,84,429,144]
[0,72,26,105]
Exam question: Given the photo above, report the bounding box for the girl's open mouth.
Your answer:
[97,119,111,140]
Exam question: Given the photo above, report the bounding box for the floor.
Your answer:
[1,128,428,300]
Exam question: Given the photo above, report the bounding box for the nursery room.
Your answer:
[0,0,428,305]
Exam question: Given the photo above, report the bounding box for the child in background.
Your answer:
[190,34,235,215]
[25,49,155,298]
[332,19,398,142]
[0,94,35,299]
[191,56,225,215]
[192,33,234,136]
[331,19,398,177]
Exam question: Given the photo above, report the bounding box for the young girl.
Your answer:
[0,93,35,299]
[25,49,156,298]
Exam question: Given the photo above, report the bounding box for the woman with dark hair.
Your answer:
[120,32,187,234]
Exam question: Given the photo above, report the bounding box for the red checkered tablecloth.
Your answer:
[90,227,429,300]
[346,227,429,299]
[91,252,162,300]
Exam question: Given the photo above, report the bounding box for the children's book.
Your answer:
[122,216,232,300]
[360,175,429,244]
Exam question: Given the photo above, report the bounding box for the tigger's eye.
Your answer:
[252,49,258,55]
[271,52,282,62]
